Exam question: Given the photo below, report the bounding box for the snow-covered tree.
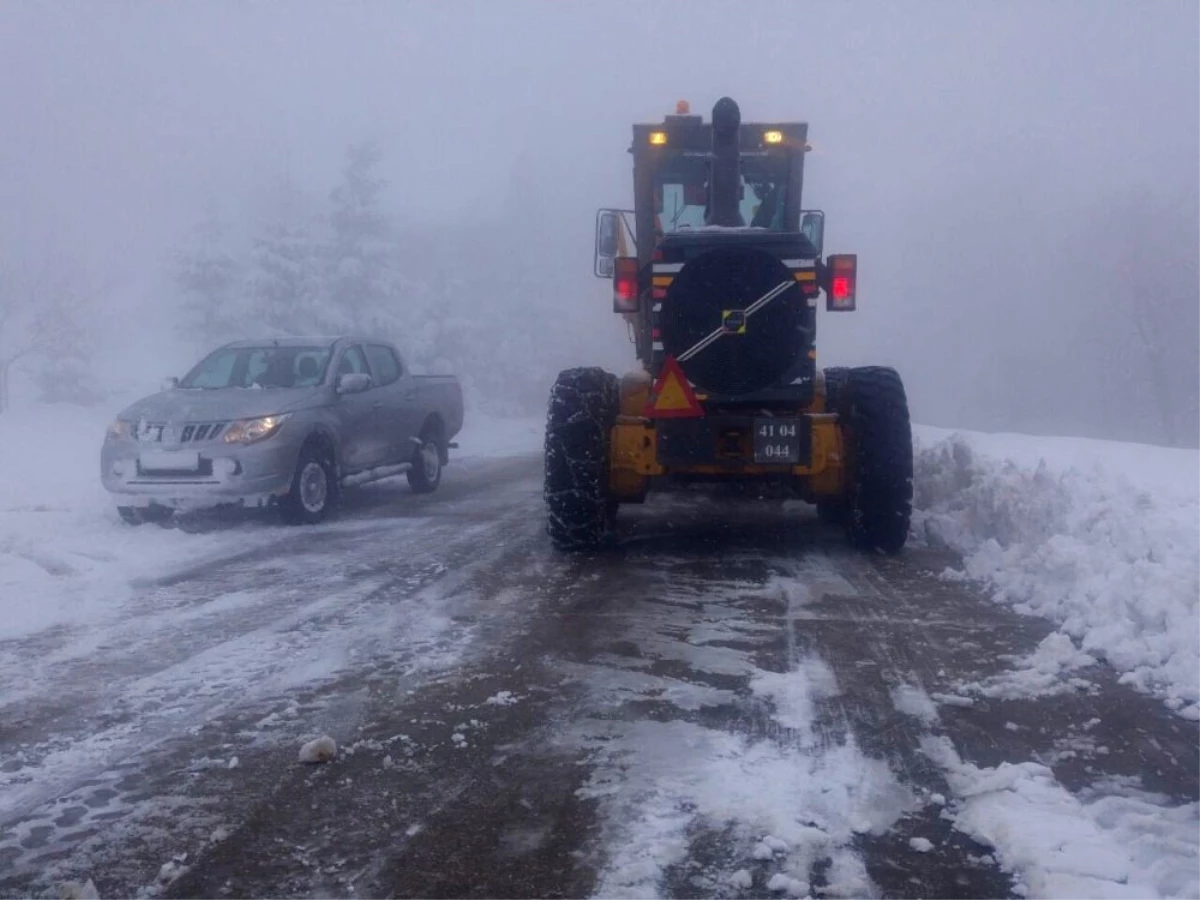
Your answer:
[1068,188,1200,448]
[325,139,401,334]
[249,218,324,336]
[0,261,99,412]
[245,175,326,336]
[174,209,242,348]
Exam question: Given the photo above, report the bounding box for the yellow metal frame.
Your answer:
[609,415,847,500]
[609,370,849,501]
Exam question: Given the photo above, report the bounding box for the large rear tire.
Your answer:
[544,367,619,550]
[822,366,849,413]
[842,366,913,553]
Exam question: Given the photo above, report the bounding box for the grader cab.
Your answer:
[546,97,913,551]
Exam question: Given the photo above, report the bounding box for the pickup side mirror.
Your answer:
[161,376,179,392]
[800,210,825,257]
[336,372,373,394]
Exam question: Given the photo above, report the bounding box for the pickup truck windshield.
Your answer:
[180,346,333,389]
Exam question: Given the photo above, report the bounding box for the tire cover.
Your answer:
[660,245,802,395]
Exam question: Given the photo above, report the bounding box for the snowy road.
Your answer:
[1,454,1196,899]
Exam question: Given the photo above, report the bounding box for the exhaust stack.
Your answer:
[706,97,744,227]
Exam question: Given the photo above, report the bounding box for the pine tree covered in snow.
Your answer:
[249,218,325,336]
[0,260,101,412]
[30,279,102,406]
[325,139,404,335]
[174,210,243,347]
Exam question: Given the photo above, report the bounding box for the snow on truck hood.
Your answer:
[117,386,325,423]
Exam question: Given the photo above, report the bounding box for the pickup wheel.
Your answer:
[280,439,336,525]
[407,425,443,494]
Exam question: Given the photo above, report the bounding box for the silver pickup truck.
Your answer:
[101,336,464,524]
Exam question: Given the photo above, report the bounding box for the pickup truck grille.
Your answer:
[137,422,227,443]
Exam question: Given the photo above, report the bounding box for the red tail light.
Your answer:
[614,257,640,313]
[826,254,857,311]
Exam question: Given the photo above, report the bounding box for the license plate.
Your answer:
[139,450,201,472]
[753,418,801,464]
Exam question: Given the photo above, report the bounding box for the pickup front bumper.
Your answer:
[100,437,296,510]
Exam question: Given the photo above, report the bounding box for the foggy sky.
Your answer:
[1,1,1197,435]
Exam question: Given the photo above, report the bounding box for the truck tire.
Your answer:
[842,366,913,553]
[279,439,336,525]
[822,366,849,413]
[544,367,619,550]
[816,498,848,526]
[407,421,443,494]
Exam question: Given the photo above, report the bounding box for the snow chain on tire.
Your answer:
[544,367,619,550]
[842,366,913,553]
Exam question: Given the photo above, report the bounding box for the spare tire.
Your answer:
[660,246,802,395]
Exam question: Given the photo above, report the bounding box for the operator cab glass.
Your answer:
[652,158,791,240]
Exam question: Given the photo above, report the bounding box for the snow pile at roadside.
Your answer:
[912,425,1199,718]
[922,735,1199,899]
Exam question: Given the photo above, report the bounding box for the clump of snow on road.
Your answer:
[923,734,1199,899]
[890,683,940,724]
[58,878,101,899]
[957,632,1099,700]
[483,690,521,706]
[912,425,1199,718]
[766,872,810,896]
[298,735,337,763]
[727,868,753,889]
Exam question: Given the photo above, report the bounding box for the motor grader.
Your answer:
[544,97,912,551]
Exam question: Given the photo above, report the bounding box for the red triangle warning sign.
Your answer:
[644,355,703,419]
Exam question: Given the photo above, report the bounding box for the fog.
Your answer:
[1,1,1196,444]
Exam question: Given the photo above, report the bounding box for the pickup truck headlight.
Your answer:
[223,413,291,445]
[106,419,133,441]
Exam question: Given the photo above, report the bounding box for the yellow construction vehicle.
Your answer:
[545,97,912,551]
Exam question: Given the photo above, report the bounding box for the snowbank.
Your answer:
[912,425,1199,718]
[923,735,1199,899]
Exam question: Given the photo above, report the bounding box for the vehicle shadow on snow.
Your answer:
[607,486,840,558]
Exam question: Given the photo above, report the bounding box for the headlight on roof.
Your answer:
[223,414,291,445]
